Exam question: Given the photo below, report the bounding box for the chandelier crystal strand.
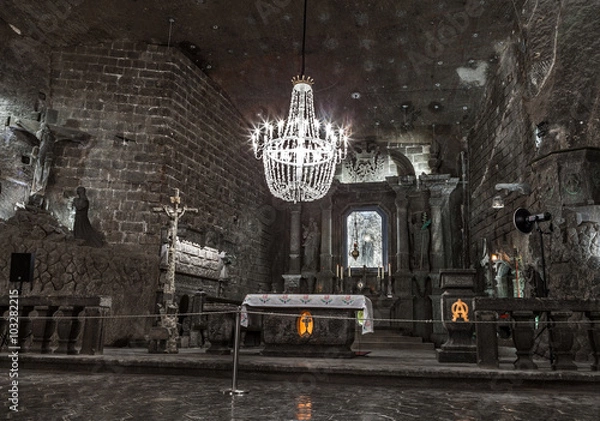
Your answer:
[252,76,348,202]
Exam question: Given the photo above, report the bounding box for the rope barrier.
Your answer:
[5,309,595,325]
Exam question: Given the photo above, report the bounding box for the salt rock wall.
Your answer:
[0,209,159,345]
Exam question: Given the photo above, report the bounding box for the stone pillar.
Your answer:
[475,310,499,368]
[437,269,477,363]
[285,204,302,292]
[387,180,414,334]
[422,175,459,271]
[317,197,335,293]
[394,192,411,272]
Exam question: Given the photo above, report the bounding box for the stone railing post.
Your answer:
[18,306,34,353]
[30,306,58,354]
[511,311,537,370]
[80,304,110,355]
[587,311,600,371]
[475,310,499,368]
[548,311,576,370]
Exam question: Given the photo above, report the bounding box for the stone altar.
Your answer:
[241,294,373,358]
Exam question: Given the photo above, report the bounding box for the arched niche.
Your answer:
[388,149,416,176]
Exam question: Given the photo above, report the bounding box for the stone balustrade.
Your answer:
[473,298,600,371]
[0,296,111,355]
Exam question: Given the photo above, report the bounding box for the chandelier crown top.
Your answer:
[292,75,314,86]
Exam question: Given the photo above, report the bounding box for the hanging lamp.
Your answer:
[251,0,348,203]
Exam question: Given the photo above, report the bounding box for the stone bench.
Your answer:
[473,298,600,371]
[0,295,112,355]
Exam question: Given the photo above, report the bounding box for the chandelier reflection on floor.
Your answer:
[251,0,348,203]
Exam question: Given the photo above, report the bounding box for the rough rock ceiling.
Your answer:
[0,0,517,141]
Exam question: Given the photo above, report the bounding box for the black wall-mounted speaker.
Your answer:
[514,208,552,234]
[514,208,535,234]
[9,253,35,283]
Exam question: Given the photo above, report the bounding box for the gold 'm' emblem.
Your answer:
[451,299,469,322]
[297,311,314,337]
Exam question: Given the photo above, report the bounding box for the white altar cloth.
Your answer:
[241,294,374,334]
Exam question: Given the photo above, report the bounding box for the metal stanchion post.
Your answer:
[222,306,248,396]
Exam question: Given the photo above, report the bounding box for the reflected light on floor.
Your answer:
[296,395,312,420]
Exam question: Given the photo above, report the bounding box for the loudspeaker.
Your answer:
[10,253,35,283]
[514,208,552,234]
[514,208,535,234]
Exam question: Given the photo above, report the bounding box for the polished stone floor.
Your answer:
[3,370,599,421]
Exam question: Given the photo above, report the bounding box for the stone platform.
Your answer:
[5,346,599,388]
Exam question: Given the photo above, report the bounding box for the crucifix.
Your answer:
[152,188,198,353]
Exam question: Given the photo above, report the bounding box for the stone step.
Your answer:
[352,330,435,351]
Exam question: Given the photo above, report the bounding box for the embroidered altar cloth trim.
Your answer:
[241,294,374,334]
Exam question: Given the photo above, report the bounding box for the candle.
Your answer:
[388,263,392,276]
[348,266,351,277]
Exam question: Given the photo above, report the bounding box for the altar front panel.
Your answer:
[241,294,373,358]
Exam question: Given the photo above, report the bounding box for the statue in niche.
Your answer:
[410,212,431,271]
[302,218,320,272]
[361,235,374,268]
[72,186,104,247]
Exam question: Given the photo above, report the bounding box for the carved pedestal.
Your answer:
[437,269,476,363]
[205,303,237,355]
[282,274,301,293]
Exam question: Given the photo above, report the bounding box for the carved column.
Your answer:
[395,195,410,272]
[317,197,334,293]
[422,175,459,346]
[284,204,302,292]
[423,175,459,271]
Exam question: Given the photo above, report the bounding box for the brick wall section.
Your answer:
[47,42,272,296]
[467,39,533,267]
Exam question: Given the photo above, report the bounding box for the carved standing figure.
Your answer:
[302,218,320,271]
[72,186,104,247]
[29,124,55,206]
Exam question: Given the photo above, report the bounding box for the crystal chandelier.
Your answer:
[251,0,348,203]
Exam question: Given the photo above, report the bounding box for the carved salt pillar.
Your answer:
[424,175,459,271]
[395,196,410,272]
[429,195,445,271]
[317,197,334,293]
[422,175,459,346]
[283,204,302,292]
[388,178,414,334]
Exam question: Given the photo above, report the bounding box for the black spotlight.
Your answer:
[514,208,551,234]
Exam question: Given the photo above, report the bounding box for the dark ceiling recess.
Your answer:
[0,0,516,141]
